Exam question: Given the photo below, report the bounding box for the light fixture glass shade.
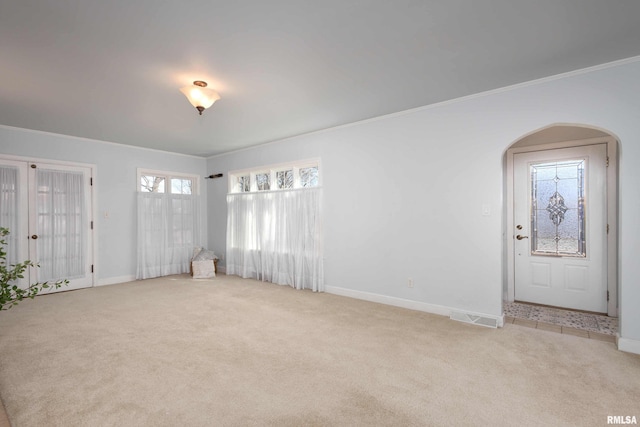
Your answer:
[180,84,220,111]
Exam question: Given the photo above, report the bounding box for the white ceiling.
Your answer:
[1,1,640,157]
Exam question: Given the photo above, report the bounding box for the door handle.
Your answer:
[31,234,38,240]
[516,235,529,240]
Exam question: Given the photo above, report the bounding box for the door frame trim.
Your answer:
[505,136,618,316]
[0,154,97,288]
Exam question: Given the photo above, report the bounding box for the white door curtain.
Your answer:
[137,192,201,279]
[35,169,87,281]
[0,165,20,265]
[226,187,324,291]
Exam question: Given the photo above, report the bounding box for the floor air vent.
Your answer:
[450,311,499,328]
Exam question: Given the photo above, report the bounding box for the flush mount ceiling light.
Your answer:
[180,81,220,115]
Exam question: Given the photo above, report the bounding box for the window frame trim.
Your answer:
[137,168,200,195]
[228,158,321,194]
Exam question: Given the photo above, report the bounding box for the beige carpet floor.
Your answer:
[0,274,639,427]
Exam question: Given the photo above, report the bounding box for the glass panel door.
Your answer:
[34,168,87,281]
[29,162,93,291]
[513,144,607,313]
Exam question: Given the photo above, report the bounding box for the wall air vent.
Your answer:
[450,311,499,328]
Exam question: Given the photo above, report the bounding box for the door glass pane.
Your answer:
[530,160,585,257]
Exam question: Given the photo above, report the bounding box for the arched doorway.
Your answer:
[504,124,618,317]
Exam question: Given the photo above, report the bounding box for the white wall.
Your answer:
[207,58,640,346]
[0,126,208,284]
[1,58,638,350]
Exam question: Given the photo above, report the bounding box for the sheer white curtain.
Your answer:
[0,166,20,265]
[137,192,201,279]
[226,187,324,291]
[36,169,87,281]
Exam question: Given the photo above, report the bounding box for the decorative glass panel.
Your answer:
[530,160,585,257]
[171,178,192,195]
[300,166,318,187]
[141,176,165,193]
[256,172,270,191]
[276,170,294,189]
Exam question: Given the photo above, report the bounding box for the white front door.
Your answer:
[513,144,607,313]
[0,158,94,292]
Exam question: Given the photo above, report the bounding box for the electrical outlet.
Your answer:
[408,278,414,288]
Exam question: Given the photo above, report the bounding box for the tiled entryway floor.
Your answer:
[504,301,617,343]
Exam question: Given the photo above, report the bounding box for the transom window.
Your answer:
[229,160,320,193]
[138,169,198,194]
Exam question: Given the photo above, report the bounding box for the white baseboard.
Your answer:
[617,336,640,355]
[95,275,136,287]
[96,270,227,286]
[325,286,505,327]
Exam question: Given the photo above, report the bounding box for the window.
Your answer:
[139,171,196,194]
[136,169,201,279]
[300,166,319,187]
[226,159,323,291]
[140,175,165,193]
[276,169,294,189]
[256,172,271,191]
[171,178,192,195]
[229,159,320,193]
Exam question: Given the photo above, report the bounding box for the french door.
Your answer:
[0,158,93,292]
[513,144,607,313]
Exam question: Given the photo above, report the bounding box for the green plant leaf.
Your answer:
[0,228,69,310]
